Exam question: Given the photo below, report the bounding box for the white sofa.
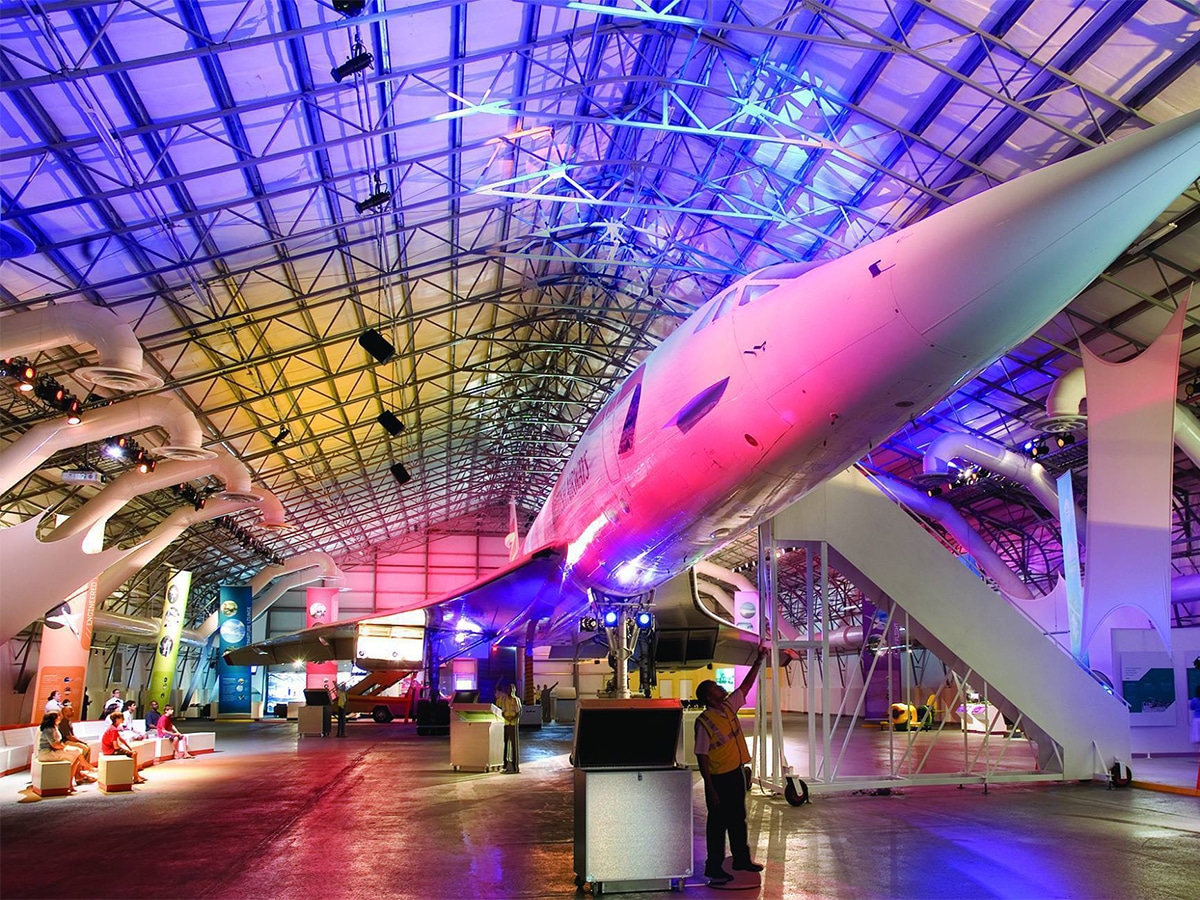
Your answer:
[1,719,215,773]
[2,726,37,775]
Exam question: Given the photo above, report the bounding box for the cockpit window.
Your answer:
[738,283,779,306]
[693,288,735,333]
[694,281,781,332]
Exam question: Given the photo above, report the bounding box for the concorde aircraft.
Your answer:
[227,109,1200,687]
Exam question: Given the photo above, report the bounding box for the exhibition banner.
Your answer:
[1120,651,1175,726]
[733,590,759,633]
[1081,302,1184,654]
[305,585,339,692]
[217,584,252,717]
[1057,472,1086,665]
[146,569,192,712]
[30,579,98,723]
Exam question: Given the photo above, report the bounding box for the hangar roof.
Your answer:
[1,0,1197,623]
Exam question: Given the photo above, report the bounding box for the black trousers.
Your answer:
[335,707,346,736]
[503,723,519,771]
[704,767,750,870]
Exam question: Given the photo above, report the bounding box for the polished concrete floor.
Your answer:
[1,717,1197,900]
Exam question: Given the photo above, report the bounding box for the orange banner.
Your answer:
[31,580,98,722]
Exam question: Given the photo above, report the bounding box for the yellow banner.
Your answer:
[146,569,192,711]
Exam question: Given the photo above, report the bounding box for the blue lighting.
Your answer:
[601,609,619,627]
[635,611,653,628]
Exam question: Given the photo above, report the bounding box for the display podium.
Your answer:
[450,703,504,772]
[572,699,692,894]
[555,687,578,723]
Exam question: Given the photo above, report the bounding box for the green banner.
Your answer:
[146,569,191,712]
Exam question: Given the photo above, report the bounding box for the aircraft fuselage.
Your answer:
[524,109,1200,600]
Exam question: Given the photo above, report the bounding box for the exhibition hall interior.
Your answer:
[1,2,1199,899]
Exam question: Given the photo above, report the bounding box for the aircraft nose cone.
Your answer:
[891,109,1200,358]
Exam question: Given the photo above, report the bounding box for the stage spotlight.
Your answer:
[926,485,943,498]
[1054,433,1076,449]
[635,611,653,629]
[135,450,156,474]
[65,398,82,425]
[355,183,392,213]
[1,357,37,391]
[377,410,404,436]
[15,361,36,392]
[1188,380,1199,398]
[579,615,598,632]
[332,48,373,83]
[34,377,64,405]
[269,426,290,446]
[333,0,366,14]
[390,461,411,486]
[359,328,394,364]
[601,609,619,628]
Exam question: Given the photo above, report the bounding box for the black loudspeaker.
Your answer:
[390,462,411,485]
[377,410,404,436]
[358,328,394,364]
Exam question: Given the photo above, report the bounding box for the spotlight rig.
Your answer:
[171,482,208,511]
[212,517,282,564]
[100,435,155,472]
[0,357,37,392]
[32,374,83,424]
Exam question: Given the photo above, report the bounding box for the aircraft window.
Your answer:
[709,288,743,325]
[738,283,779,306]
[618,382,642,455]
[693,289,734,333]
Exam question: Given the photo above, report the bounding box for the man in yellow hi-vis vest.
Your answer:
[695,645,768,884]
[496,683,522,773]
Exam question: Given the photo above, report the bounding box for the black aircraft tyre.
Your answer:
[373,705,394,723]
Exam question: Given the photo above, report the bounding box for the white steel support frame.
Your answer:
[749,523,1062,796]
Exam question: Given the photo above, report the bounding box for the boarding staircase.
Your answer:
[770,466,1129,780]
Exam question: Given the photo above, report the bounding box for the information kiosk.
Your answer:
[572,699,692,894]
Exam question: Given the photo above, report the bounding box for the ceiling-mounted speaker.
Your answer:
[390,462,411,486]
[359,328,394,364]
[377,411,404,436]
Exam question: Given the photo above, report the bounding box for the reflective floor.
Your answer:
[1,717,1197,900]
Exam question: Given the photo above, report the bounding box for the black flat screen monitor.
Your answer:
[573,701,682,769]
[452,689,478,704]
[303,688,332,706]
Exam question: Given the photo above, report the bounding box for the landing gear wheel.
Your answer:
[784,776,809,806]
[372,705,394,723]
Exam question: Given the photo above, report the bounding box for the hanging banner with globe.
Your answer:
[217,584,252,717]
[146,569,192,712]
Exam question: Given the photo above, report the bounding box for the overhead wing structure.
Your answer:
[225,545,571,668]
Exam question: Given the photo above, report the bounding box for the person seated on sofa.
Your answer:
[57,702,99,784]
[143,699,161,732]
[102,712,148,783]
[36,712,88,792]
[156,705,195,759]
[119,700,146,739]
